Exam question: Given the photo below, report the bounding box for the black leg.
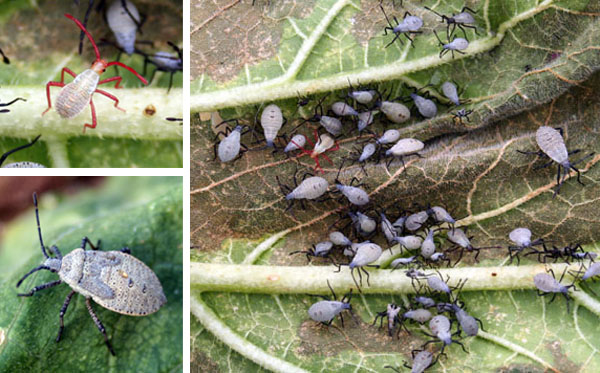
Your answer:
[81,237,101,250]
[56,290,76,342]
[16,265,51,288]
[86,298,116,356]
[18,280,62,297]
[120,247,131,254]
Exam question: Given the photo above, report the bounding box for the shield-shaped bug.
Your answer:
[517,126,595,196]
[0,135,45,168]
[385,138,425,170]
[433,30,469,59]
[42,14,148,133]
[290,241,334,264]
[424,6,478,40]
[140,42,182,93]
[15,193,166,356]
[276,169,329,211]
[106,0,143,56]
[533,268,576,312]
[446,228,500,265]
[307,280,353,327]
[380,5,423,47]
[423,315,467,354]
[213,119,251,163]
[507,227,544,265]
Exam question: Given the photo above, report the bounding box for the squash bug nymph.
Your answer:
[16,193,166,356]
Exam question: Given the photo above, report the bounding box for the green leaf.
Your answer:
[0,177,183,372]
[192,0,600,371]
[0,1,182,167]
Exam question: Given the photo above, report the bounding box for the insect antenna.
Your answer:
[0,135,40,167]
[65,13,101,61]
[33,192,50,259]
[16,265,53,288]
[78,0,95,55]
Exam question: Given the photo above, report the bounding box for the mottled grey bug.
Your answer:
[385,349,436,373]
[420,229,437,259]
[437,300,484,337]
[414,296,436,308]
[346,79,378,105]
[403,308,433,324]
[283,134,306,154]
[307,280,353,327]
[106,0,143,56]
[349,211,377,237]
[517,126,595,195]
[426,271,467,301]
[390,256,419,270]
[426,206,456,230]
[385,138,425,169]
[357,110,377,132]
[424,6,478,40]
[410,92,437,118]
[16,193,166,356]
[377,100,411,124]
[405,211,429,231]
[533,268,576,311]
[336,242,382,291]
[331,102,359,117]
[347,142,377,176]
[330,231,352,247]
[276,170,329,211]
[440,81,470,106]
[380,5,423,47]
[393,235,423,251]
[446,228,500,265]
[0,135,45,168]
[213,119,250,163]
[581,262,600,281]
[334,161,370,206]
[507,227,545,265]
[290,241,334,264]
[379,210,398,243]
[433,30,469,59]
[296,95,343,136]
[258,104,286,148]
[373,303,405,336]
[423,315,467,354]
[377,129,401,145]
[141,42,183,93]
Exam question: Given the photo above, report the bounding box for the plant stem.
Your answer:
[0,87,182,140]
[191,262,593,296]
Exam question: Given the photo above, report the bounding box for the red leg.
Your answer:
[320,154,335,165]
[98,76,123,89]
[83,100,97,133]
[94,89,126,112]
[42,82,65,116]
[60,68,77,83]
[313,157,324,174]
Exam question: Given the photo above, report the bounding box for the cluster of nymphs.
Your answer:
[214,78,472,172]
[301,223,599,372]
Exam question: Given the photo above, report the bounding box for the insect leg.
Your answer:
[94,89,126,112]
[0,47,9,64]
[85,297,116,356]
[81,236,101,250]
[41,82,66,116]
[83,100,98,133]
[56,290,76,342]
[0,134,41,167]
[120,247,131,254]
[98,76,123,89]
[17,280,62,297]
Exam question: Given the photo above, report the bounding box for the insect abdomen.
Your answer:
[106,0,141,55]
[55,70,99,118]
[99,252,167,315]
[536,126,568,164]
